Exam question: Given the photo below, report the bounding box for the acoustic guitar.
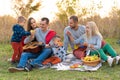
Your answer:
[23,42,45,53]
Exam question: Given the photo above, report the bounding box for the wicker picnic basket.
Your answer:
[81,49,101,66]
[82,57,101,66]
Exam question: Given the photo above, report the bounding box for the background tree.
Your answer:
[55,0,120,39]
[56,0,103,27]
[56,0,79,27]
[12,0,41,18]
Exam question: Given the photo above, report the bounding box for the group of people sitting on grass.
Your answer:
[8,15,120,73]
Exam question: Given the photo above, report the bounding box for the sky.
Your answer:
[0,0,58,22]
[0,0,120,21]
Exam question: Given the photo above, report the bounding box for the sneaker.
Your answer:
[65,59,71,63]
[101,60,105,63]
[107,56,114,67]
[27,59,34,64]
[116,56,120,64]
[33,64,43,68]
[24,63,33,72]
[8,67,24,73]
[8,58,19,66]
[39,63,52,69]
[7,58,12,62]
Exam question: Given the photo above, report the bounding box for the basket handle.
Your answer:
[87,48,100,57]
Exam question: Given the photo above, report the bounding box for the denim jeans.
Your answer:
[17,48,52,67]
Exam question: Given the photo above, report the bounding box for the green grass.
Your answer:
[0,38,120,80]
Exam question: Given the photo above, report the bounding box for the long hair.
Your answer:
[86,21,103,39]
[27,17,35,32]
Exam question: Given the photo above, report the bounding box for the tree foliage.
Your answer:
[12,0,41,18]
[56,0,79,27]
[55,0,120,39]
[56,0,103,27]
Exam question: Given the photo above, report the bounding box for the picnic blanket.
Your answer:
[51,54,102,71]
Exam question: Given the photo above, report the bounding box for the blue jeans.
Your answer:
[17,48,52,67]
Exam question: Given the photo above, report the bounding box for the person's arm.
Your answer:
[73,34,87,44]
[35,28,45,43]
[45,29,56,44]
[21,30,31,36]
[24,30,35,44]
[66,30,87,47]
[24,35,35,44]
[63,28,70,51]
[66,30,76,50]
[66,31,74,42]
[66,25,86,45]
[48,38,54,47]
[18,26,31,36]
[88,36,102,49]
[13,25,31,38]
[93,37,102,49]
[73,26,86,44]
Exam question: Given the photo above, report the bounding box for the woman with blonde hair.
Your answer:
[85,21,120,67]
[86,21,102,40]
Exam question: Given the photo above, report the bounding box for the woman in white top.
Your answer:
[85,21,120,67]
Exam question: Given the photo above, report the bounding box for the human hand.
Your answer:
[30,30,35,39]
[45,44,50,48]
[66,31,71,36]
[83,42,88,46]
[90,44,94,49]
[30,30,35,35]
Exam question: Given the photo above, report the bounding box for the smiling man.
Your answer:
[64,15,86,52]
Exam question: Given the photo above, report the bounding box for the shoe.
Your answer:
[107,56,114,67]
[33,64,43,68]
[8,58,19,66]
[7,58,12,62]
[24,63,33,72]
[8,67,24,73]
[101,60,105,63]
[116,56,120,64]
[27,59,34,64]
[65,59,71,63]
[39,63,52,69]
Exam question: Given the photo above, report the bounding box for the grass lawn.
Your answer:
[0,39,120,80]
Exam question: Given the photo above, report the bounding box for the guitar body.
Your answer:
[23,42,45,53]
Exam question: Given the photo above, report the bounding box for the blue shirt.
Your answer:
[11,24,31,42]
